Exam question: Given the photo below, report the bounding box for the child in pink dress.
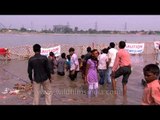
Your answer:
[142,64,160,105]
[85,49,99,98]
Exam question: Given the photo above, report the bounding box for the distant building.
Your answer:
[53,25,72,33]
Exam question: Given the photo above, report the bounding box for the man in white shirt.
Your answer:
[98,48,109,85]
[69,47,79,81]
[106,42,118,84]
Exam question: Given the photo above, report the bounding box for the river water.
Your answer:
[0,33,160,47]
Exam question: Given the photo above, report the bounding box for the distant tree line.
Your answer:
[0,26,160,35]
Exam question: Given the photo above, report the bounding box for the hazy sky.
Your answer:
[0,15,160,31]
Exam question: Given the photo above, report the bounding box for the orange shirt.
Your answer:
[142,80,160,105]
[112,49,131,72]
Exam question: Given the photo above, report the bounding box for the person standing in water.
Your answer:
[85,49,99,98]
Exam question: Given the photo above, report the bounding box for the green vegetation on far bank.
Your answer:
[0,27,160,35]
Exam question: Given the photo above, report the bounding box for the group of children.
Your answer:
[48,41,160,105]
[48,52,70,77]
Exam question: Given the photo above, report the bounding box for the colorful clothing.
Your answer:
[87,59,98,84]
[112,49,131,72]
[87,59,99,98]
[112,48,132,84]
[142,80,160,105]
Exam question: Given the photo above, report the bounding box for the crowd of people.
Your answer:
[27,41,160,105]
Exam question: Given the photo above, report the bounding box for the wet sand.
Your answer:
[0,54,156,105]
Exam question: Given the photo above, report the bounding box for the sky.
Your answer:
[0,15,160,31]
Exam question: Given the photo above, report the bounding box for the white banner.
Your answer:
[41,45,61,57]
[125,43,144,54]
[154,41,160,49]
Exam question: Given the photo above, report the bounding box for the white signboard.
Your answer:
[125,43,144,54]
[41,45,61,57]
[154,41,160,49]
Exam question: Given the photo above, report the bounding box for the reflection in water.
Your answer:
[131,54,144,66]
